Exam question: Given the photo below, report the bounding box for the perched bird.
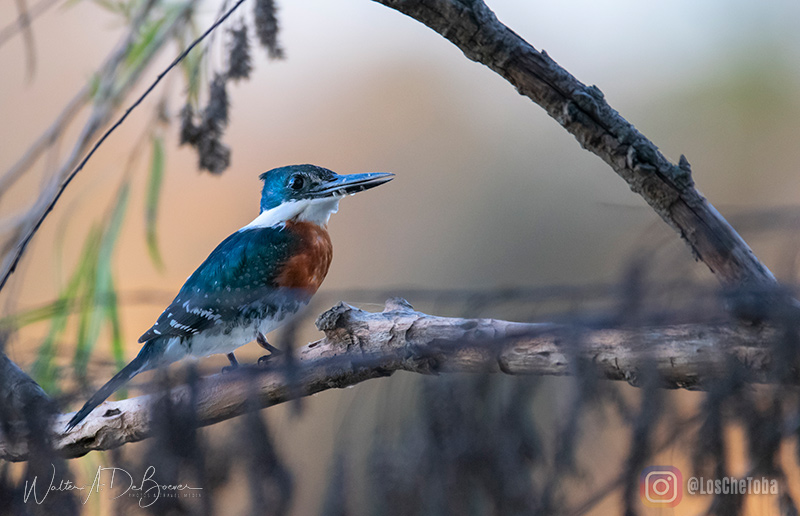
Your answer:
[65,164,393,432]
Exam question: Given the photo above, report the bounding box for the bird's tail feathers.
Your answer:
[65,341,158,433]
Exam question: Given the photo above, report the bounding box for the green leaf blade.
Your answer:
[72,183,129,380]
[146,135,165,269]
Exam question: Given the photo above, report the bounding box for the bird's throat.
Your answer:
[242,198,341,230]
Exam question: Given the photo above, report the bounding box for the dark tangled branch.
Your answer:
[0,299,784,461]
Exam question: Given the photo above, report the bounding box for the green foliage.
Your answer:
[180,29,204,106]
[146,135,165,269]
[125,14,168,72]
[105,275,127,396]
[31,227,102,393]
[0,299,68,330]
[88,72,102,100]
[17,0,217,394]
[73,183,129,380]
[120,2,193,87]
[17,0,249,394]
[30,184,130,392]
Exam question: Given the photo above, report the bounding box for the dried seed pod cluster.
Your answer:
[180,1,283,174]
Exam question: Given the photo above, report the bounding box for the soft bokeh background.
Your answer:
[2,0,800,514]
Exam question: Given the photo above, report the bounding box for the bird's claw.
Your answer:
[256,333,282,367]
[256,333,283,355]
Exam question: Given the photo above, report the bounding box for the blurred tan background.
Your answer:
[2,0,800,514]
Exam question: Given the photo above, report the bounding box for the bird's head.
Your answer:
[250,164,394,227]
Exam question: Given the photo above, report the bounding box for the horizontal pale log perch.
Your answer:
[0,299,783,461]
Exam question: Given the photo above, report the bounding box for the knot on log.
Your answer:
[315,298,416,335]
[383,297,415,312]
[315,301,360,333]
[314,299,416,350]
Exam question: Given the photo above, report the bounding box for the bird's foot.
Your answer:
[256,334,284,367]
[222,352,239,374]
[256,333,283,355]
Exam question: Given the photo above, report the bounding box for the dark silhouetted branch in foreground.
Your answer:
[0,350,55,422]
[0,298,786,461]
[373,0,777,293]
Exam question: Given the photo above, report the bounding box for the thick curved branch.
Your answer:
[0,299,782,461]
[374,0,775,290]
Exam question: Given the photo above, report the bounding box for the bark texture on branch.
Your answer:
[373,0,775,290]
[0,299,781,461]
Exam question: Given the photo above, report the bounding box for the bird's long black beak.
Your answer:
[312,172,394,198]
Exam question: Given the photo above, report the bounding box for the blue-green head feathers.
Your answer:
[258,164,395,213]
[258,164,338,212]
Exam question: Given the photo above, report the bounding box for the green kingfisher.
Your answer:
[65,164,393,432]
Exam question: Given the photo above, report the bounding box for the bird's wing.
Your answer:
[138,227,297,343]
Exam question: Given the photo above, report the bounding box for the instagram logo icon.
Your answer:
[640,466,682,507]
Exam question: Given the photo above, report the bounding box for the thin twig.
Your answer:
[13,0,37,79]
[0,0,59,51]
[0,86,88,203]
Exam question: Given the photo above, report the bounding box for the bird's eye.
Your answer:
[288,175,304,191]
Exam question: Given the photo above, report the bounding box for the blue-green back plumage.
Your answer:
[138,226,305,343]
